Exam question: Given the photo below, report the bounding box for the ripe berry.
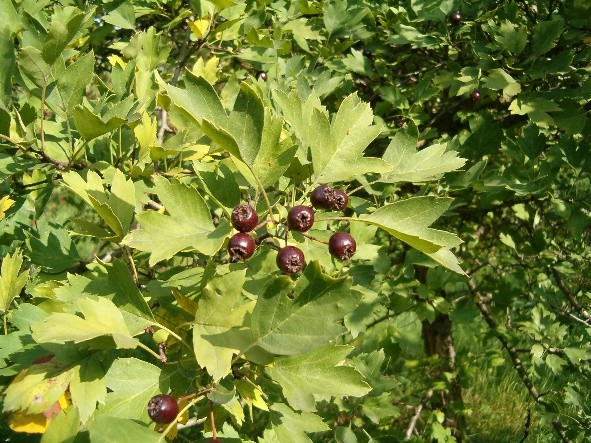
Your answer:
[450,11,462,25]
[231,204,259,232]
[227,233,256,261]
[147,394,178,424]
[332,189,349,211]
[310,185,335,210]
[470,90,481,101]
[329,232,357,260]
[287,205,315,232]
[276,246,305,274]
[256,71,268,81]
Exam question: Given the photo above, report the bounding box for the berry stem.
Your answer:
[299,232,328,245]
[156,394,208,443]
[210,402,217,439]
[178,387,213,403]
[138,342,166,362]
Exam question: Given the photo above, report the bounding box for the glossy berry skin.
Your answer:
[310,185,335,209]
[276,246,306,274]
[147,394,178,424]
[228,233,256,261]
[332,189,349,211]
[287,205,315,232]
[231,204,259,232]
[256,71,268,81]
[470,90,481,101]
[329,232,357,260]
[450,11,462,25]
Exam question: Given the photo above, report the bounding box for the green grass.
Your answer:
[454,322,556,442]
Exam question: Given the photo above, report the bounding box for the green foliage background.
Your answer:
[0,0,590,441]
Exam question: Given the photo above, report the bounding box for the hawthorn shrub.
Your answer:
[0,0,590,442]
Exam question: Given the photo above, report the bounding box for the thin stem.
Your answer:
[138,342,164,362]
[40,84,46,151]
[179,388,213,403]
[3,315,7,335]
[124,247,139,284]
[299,232,328,245]
[405,388,433,439]
[210,403,217,439]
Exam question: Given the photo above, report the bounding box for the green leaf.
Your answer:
[18,47,51,87]
[482,68,521,97]
[0,0,20,33]
[250,261,360,355]
[3,361,72,414]
[274,90,390,184]
[494,20,527,55]
[103,2,136,30]
[381,132,466,183]
[193,269,253,381]
[270,403,329,443]
[360,197,463,253]
[90,416,161,443]
[108,259,154,321]
[26,220,80,273]
[31,297,139,349]
[532,18,564,56]
[98,358,165,420]
[0,249,29,315]
[41,406,80,443]
[41,8,86,65]
[72,105,126,141]
[267,345,371,411]
[0,26,16,103]
[62,170,135,240]
[69,355,106,424]
[47,51,95,116]
[124,176,231,266]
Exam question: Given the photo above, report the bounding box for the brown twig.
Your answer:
[405,389,434,439]
[548,266,591,321]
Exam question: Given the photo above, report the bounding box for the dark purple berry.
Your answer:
[276,246,305,274]
[287,205,315,232]
[256,71,268,81]
[450,11,462,25]
[332,190,349,211]
[310,185,335,210]
[228,233,256,261]
[329,232,357,260]
[470,90,481,101]
[147,394,178,424]
[231,204,259,232]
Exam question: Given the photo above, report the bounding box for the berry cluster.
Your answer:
[226,185,356,274]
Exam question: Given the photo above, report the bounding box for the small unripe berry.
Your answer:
[228,233,256,261]
[231,204,259,232]
[276,246,305,274]
[287,205,315,232]
[310,185,335,210]
[332,189,349,211]
[147,394,178,424]
[329,232,357,260]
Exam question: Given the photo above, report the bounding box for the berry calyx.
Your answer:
[256,71,268,81]
[450,11,462,25]
[227,233,256,261]
[147,394,178,424]
[470,90,481,101]
[311,185,335,210]
[332,189,349,211]
[329,232,357,260]
[276,246,305,274]
[231,204,259,232]
[287,205,315,232]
